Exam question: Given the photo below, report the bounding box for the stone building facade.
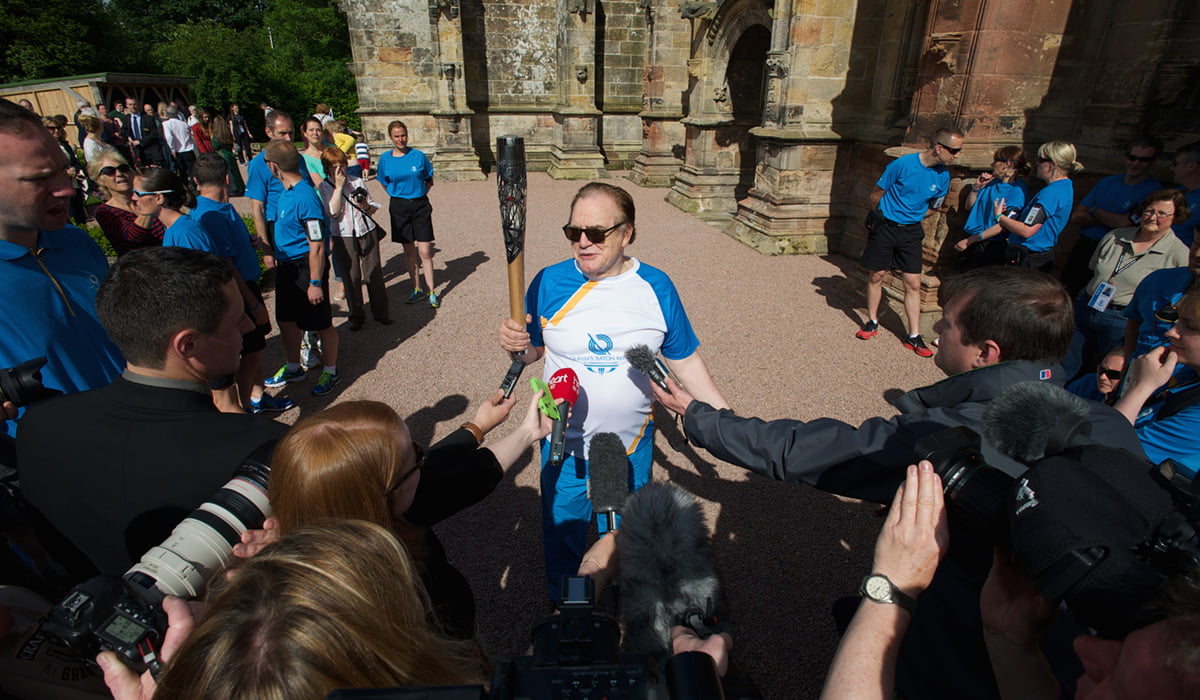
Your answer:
[344,0,1199,323]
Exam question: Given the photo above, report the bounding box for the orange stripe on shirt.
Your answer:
[546,281,598,327]
[627,415,651,454]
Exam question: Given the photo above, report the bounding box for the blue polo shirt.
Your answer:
[0,227,124,436]
[1019,178,1074,253]
[1173,187,1200,247]
[245,149,311,221]
[1079,173,1162,240]
[377,148,433,200]
[1134,381,1200,477]
[1124,266,1194,357]
[163,214,219,254]
[191,196,261,283]
[876,153,949,225]
[964,180,1028,238]
[272,179,327,262]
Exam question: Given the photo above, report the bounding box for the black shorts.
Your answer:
[241,280,269,355]
[275,257,332,331]
[861,210,924,274]
[389,195,435,244]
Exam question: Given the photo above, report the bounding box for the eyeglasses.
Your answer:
[386,441,425,495]
[1098,367,1124,381]
[1142,208,1175,219]
[132,189,171,197]
[1126,154,1155,164]
[937,143,962,155]
[98,164,133,178]
[563,222,626,244]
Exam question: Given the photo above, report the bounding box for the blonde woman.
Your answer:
[993,140,1084,272]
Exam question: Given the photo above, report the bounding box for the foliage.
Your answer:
[84,222,117,258]
[0,0,126,83]
[3,0,359,132]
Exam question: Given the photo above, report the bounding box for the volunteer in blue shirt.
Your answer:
[1171,142,1200,246]
[1115,291,1200,477]
[377,120,439,308]
[857,128,961,358]
[993,140,1082,273]
[954,146,1029,270]
[261,140,342,398]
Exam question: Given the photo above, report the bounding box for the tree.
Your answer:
[0,0,126,83]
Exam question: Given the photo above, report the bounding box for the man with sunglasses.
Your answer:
[0,99,123,438]
[858,127,962,357]
[497,182,730,601]
[1062,136,1164,295]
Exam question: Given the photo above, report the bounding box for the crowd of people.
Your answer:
[2,92,1200,700]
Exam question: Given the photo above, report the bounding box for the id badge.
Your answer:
[1089,281,1116,312]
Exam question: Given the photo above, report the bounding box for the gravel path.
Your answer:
[233,171,945,699]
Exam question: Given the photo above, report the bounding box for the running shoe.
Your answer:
[311,370,341,396]
[855,320,879,340]
[406,289,426,304]
[264,365,307,388]
[250,394,295,414]
[904,335,934,358]
[428,291,440,309]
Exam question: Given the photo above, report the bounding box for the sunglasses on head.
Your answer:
[98,164,133,178]
[563,222,625,244]
[1126,153,1155,164]
[937,143,962,155]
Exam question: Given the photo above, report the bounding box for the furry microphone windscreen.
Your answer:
[625,344,669,391]
[588,432,630,516]
[981,381,1092,463]
[618,482,720,661]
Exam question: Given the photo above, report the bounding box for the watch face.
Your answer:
[865,575,892,600]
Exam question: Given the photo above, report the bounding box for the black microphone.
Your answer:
[547,368,579,467]
[625,344,671,392]
[587,433,629,532]
[619,482,720,662]
[981,381,1092,463]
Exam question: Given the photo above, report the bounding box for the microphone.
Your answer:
[981,381,1092,463]
[546,368,579,467]
[587,433,629,532]
[625,344,671,391]
[619,482,720,662]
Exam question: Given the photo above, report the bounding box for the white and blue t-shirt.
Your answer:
[526,258,699,460]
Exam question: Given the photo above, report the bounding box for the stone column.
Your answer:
[628,0,690,188]
[547,0,607,179]
[429,0,485,181]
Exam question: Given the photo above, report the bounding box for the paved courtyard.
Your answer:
[234,171,945,699]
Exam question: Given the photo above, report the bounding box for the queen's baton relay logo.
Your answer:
[567,333,621,374]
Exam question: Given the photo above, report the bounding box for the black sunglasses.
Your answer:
[1126,153,1155,164]
[1038,157,1054,165]
[98,164,133,178]
[937,143,962,155]
[387,441,425,495]
[563,222,625,244]
[1098,368,1124,381]
[1156,303,1179,324]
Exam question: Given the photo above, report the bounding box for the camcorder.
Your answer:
[328,575,728,700]
[41,440,277,674]
[916,424,1200,637]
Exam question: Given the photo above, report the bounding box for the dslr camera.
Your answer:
[351,186,369,204]
[0,356,60,408]
[41,441,276,673]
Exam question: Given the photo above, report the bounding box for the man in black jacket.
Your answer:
[19,247,287,578]
[653,266,1147,699]
[121,99,165,168]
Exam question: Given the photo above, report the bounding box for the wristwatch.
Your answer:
[309,279,323,287]
[860,574,917,614]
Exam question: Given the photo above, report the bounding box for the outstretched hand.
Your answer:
[472,389,518,435]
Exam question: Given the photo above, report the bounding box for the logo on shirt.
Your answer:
[1014,477,1039,515]
[1038,368,1052,380]
[570,333,621,374]
[929,184,939,192]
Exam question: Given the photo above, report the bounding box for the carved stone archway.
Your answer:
[665,0,770,223]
